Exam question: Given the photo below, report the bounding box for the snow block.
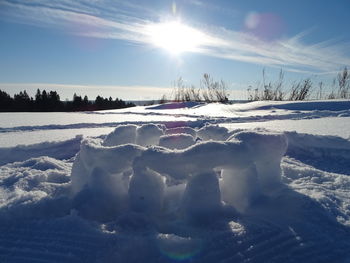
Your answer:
[181,171,222,222]
[159,134,195,150]
[134,141,253,181]
[230,131,288,194]
[136,124,164,147]
[73,167,129,221]
[165,127,197,137]
[128,167,165,214]
[221,165,260,213]
[71,139,144,195]
[103,124,137,146]
[197,125,230,141]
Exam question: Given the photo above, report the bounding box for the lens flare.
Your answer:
[157,234,203,261]
[244,12,285,40]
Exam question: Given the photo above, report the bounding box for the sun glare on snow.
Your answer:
[145,21,207,55]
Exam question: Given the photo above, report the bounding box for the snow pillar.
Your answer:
[181,171,222,222]
[221,164,260,213]
[128,167,165,215]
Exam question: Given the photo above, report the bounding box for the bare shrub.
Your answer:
[248,69,285,101]
[337,67,350,99]
[288,79,312,101]
[200,74,229,103]
[165,74,229,103]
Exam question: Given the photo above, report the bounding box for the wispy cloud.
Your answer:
[1,0,349,74]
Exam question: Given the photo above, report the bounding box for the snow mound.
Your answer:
[0,156,71,220]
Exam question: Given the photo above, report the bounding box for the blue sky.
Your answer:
[1,0,350,100]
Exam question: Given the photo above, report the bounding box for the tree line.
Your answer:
[0,89,135,112]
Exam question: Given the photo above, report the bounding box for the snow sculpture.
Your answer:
[70,124,288,221]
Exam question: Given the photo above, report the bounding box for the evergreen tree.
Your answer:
[0,90,13,111]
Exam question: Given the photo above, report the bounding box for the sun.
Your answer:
[145,21,206,55]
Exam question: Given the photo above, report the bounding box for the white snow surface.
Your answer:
[0,100,350,262]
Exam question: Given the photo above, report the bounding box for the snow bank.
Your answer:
[285,131,350,175]
[256,100,350,111]
[0,135,82,165]
[0,156,71,220]
[146,101,203,110]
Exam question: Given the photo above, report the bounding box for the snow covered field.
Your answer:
[0,100,350,262]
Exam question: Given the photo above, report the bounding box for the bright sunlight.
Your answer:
[145,21,207,55]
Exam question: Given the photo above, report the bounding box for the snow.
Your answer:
[103,124,137,146]
[197,124,231,141]
[0,100,350,262]
[159,133,195,149]
[181,171,222,223]
[220,117,350,139]
[136,123,164,146]
[129,167,165,215]
[165,126,197,137]
[0,135,82,165]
